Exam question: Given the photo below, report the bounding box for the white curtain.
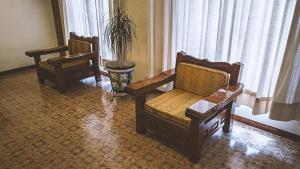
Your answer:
[63,0,113,60]
[270,0,300,121]
[151,0,297,99]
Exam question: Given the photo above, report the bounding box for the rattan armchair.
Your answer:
[126,52,244,163]
[25,32,101,93]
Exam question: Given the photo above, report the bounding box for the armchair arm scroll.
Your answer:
[25,46,68,57]
[186,83,244,122]
[125,69,176,96]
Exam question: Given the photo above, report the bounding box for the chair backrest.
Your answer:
[174,51,242,97]
[68,32,99,55]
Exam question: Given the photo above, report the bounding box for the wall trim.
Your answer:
[234,115,300,142]
[0,65,35,76]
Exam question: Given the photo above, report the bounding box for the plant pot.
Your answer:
[105,61,135,93]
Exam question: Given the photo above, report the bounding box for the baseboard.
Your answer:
[233,114,300,142]
[0,65,36,76]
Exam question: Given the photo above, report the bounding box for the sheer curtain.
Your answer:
[270,0,300,121]
[150,0,297,114]
[63,0,113,60]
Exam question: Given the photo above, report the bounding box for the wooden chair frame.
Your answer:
[25,32,101,93]
[125,52,244,163]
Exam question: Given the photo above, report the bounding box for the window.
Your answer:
[63,0,113,60]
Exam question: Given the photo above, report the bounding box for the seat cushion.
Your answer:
[39,57,90,73]
[145,89,203,127]
[175,62,229,97]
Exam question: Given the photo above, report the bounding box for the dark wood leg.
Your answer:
[188,143,202,163]
[95,73,101,82]
[188,120,203,163]
[222,101,233,133]
[92,58,101,82]
[36,69,45,84]
[57,84,65,93]
[136,126,147,134]
[37,72,45,84]
[38,78,45,84]
[54,66,65,93]
[34,57,45,84]
[135,95,146,134]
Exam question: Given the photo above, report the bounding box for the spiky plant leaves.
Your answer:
[104,7,136,68]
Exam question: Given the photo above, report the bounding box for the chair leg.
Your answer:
[38,79,45,84]
[136,126,147,134]
[36,69,45,84]
[57,84,65,93]
[92,57,101,82]
[56,78,65,93]
[34,57,45,84]
[95,73,101,82]
[188,121,204,163]
[54,66,65,93]
[188,149,202,164]
[222,101,233,133]
[37,75,45,84]
[188,134,204,164]
[135,95,147,134]
[136,111,147,134]
[188,137,203,163]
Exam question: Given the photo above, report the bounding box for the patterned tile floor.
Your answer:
[0,70,300,169]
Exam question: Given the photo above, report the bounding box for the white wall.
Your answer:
[123,0,150,81]
[0,0,57,71]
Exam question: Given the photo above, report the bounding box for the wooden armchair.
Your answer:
[125,52,244,163]
[25,32,101,93]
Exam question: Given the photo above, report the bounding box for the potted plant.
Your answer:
[104,5,136,94]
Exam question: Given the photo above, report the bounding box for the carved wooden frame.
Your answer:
[125,51,244,163]
[25,32,101,93]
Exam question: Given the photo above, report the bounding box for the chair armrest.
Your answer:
[25,46,68,57]
[47,52,97,66]
[185,83,244,122]
[125,69,176,96]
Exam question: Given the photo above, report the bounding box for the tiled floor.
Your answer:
[0,70,300,169]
